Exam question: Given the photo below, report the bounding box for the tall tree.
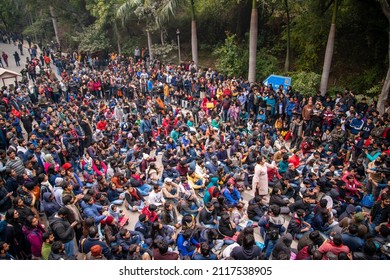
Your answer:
[190,0,198,65]
[248,0,258,83]
[49,5,61,46]
[378,0,390,114]
[319,0,339,95]
[284,0,290,72]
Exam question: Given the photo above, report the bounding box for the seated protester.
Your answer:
[127,244,152,260]
[297,230,326,252]
[94,192,110,207]
[80,194,107,225]
[161,201,181,229]
[269,187,290,214]
[187,169,205,198]
[258,205,286,259]
[177,229,199,259]
[218,212,238,244]
[102,216,120,246]
[317,233,350,260]
[86,244,107,260]
[271,233,296,260]
[111,173,126,193]
[134,214,153,246]
[287,209,312,240]
[351,239,382,260]
[199,202,218,229]
[48,241,77,260]
[274,176,295,200]
[79,226,112,260]
[111,244,126,260]
[83,163,95,188]
[177,193,203,217]
[312,207,336,237]
[214,196,229,217]
[197,228,224,254]
[148,184,165,207]
[108,204,127,226]
[106,182,125,205]
[340,224,365,253]
[247,195,267,222]
[192,242,219,260]
[203,178,220,204]
[153,239,179,260]
[278,154,289,175]
[296,243,317,260]
[289,192,315,224]
[222,182,241,208]
[231,202,252,231]
[115,228,144,258]
[230,233,263,260]
[161,177,180,204]
[130,170,152,196]
[151,221,176,246]
[141,204,160,223]
[124,185,145,212]
[338,212,368,239]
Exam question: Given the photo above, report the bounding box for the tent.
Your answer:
[263,74,292,91]
[0,68,22,88]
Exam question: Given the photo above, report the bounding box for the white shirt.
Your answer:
[148,190,165,207]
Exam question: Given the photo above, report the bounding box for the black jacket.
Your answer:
[49,215,74,243]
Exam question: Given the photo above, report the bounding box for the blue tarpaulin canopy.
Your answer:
[263,75,292,91]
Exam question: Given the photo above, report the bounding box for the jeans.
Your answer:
[137,184,152,196]
[64,239,75,257]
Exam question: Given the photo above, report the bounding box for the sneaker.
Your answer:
[198,192,204,198]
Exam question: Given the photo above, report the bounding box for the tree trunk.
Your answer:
[49,5,61,47]
[319,0,338,96]
[147,29,153,62]
[378,0,390,115]
[114,21,121,55]
[190,1,198,65]
[284,0,290,73]
[248,0,258,83]
[160,29,165,46]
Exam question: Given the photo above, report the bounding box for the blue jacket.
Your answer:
[177,234,198,257]
[222,187,241,207]
[81,201,106,224]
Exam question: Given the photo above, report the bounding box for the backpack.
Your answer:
[265,221,280,241]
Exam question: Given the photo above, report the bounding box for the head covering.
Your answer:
[90,245,102,256]
[84,163,94,175]
[354,212,365,223]
[62,162,72,171]
[164,178,172,183]
[44,154,53,162]
[55,177,64,186]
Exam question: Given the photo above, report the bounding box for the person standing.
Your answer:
[252,156,275,197]
[2,51,8,67]
[13,51,20,66]
[49,207,78,257]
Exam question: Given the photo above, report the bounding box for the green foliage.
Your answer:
[213,34,244,78]
[74,24,112,53]
[290,71,321,97]
[152,42,177,61]
[213,33,279,80]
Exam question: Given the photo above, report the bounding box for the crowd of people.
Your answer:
[0,30,390,261]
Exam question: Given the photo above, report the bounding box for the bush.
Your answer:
[290,71,321,97]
